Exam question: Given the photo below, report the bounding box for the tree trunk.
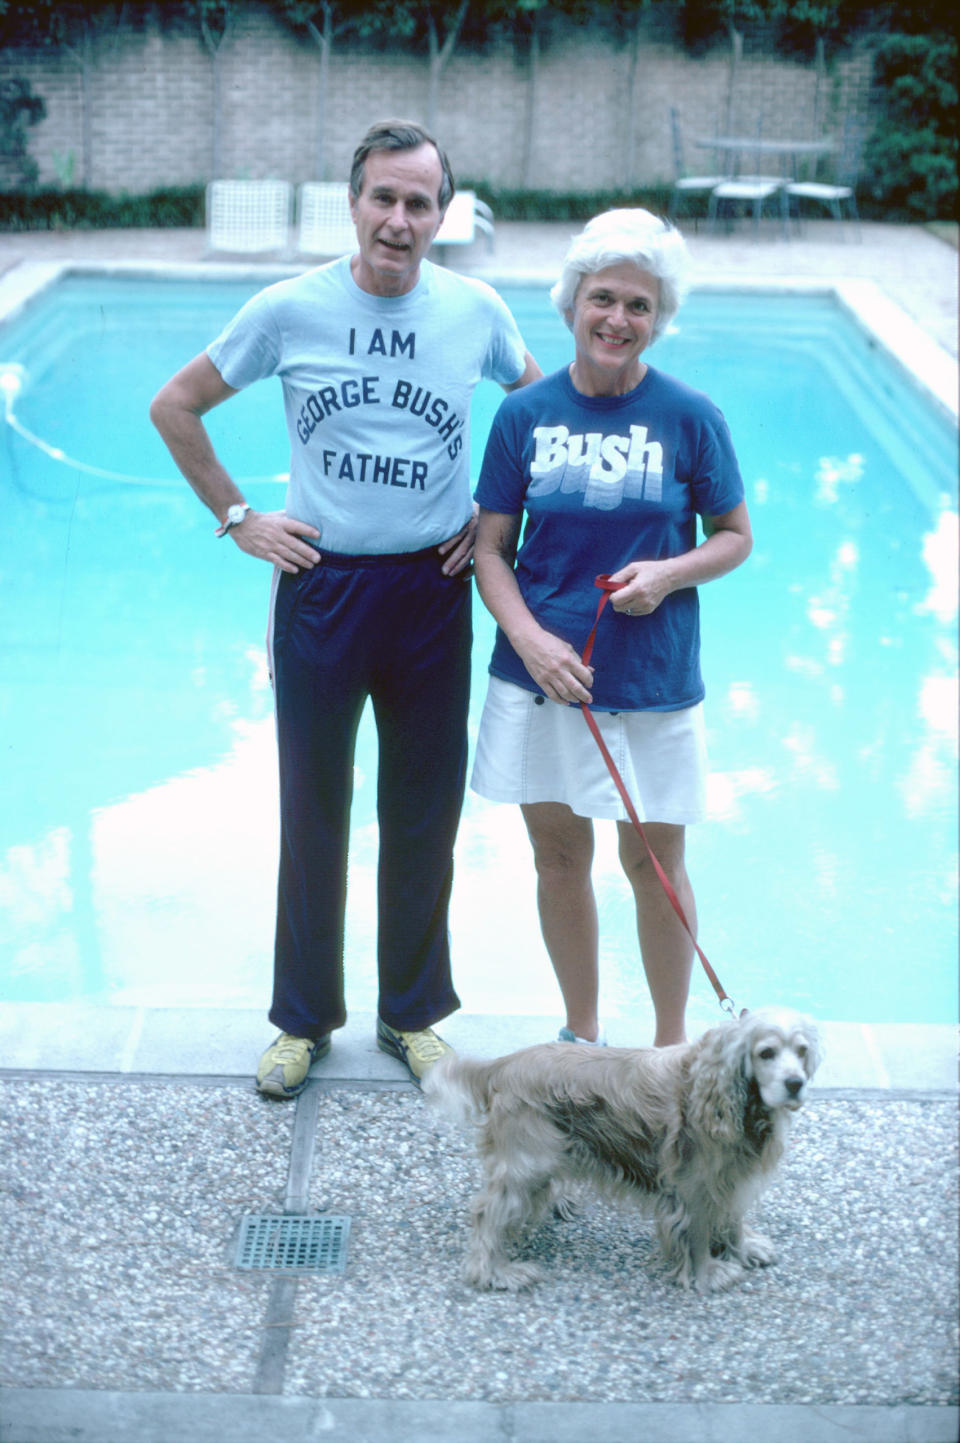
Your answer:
[812,34,826,138]
[520,12,540,189]
[306,7,333,180]
[200,11,231,181]
[623,11,642,189]
[80,26,93,190]
[62,22,94,190]
[724,21,742,137]
[425,0,468,135]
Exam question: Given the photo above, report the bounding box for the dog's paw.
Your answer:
[551,1193,580,1222]
[740,1229,777,1269]
[696,1257,748,1293]
[464,1258,543,1292]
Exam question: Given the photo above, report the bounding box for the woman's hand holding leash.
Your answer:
[608,505,754,614]
[607,559,674,616]
[516,628,594,706]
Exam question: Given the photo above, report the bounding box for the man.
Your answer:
[150,120,540,1098]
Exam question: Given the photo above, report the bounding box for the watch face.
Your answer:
[228,505,247,524]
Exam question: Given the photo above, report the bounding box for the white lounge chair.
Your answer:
[205,179,293,255]
[296,182,357,257]
[434,191,495,251]
[294,183,494,259]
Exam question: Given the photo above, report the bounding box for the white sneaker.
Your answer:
[557,1026,607,1046]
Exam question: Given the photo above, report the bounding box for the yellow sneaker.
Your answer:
[256,1033,330,1099]
[376,1017,452,1086]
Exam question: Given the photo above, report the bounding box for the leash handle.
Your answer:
[580,575,734,1012]
[581,574,619,668]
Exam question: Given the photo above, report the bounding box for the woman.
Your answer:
[471,209,752,1047]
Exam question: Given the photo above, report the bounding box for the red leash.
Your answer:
[580,575,735,1015]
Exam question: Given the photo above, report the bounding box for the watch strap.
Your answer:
[215,503,250,538]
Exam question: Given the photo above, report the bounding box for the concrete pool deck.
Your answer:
[1,218,958,1442]
[0,1012,957,1443]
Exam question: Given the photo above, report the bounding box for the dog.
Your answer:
[424,1007,821,1294]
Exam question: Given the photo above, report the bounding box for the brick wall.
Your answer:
[0,6,876,195]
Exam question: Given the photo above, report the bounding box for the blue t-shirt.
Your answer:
[475,364,744,711]
[208,256,527,554]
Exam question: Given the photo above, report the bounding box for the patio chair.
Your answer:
[205,179,294,255]
[708,178,788,236]
[707,121,789,238]
[296,182,357,257]
[737,116,794,187]
[784,119,862,237]
[433,190,495,251]
[668,108,727,221]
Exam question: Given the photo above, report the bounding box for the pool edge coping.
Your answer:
[0,1389,956,1443]
[0,1004,956,1094]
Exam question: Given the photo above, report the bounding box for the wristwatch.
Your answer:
[215,503,250,538]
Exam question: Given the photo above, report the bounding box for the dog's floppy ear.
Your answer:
[686,1022,749,1143]
[800,1021,823,1079]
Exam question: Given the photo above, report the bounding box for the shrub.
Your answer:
[459,185,675,222]
[861,29,957,221]
[0,185,205,231]
[0,77,45,191]
[0,183,679,231]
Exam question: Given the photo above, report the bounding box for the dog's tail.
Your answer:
[423,1052,497,1127]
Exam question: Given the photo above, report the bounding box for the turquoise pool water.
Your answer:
[0,274,956,1030]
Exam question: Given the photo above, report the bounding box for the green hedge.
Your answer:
[0,183,678,231]
[470,183,905,223]
[462,185,675,221]
[0,179,928,232]
[0,185,205,230]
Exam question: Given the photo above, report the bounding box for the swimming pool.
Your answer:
[0,269,956,1029]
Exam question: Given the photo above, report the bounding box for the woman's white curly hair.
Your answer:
[550,208,691,344]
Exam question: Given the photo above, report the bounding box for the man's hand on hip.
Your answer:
[231,510,322,573]
[437,509,478,577]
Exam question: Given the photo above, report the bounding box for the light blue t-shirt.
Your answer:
[475,365,745,711]
[208,256,527,554]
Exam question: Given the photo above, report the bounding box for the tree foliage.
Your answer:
[0,75,45,189]
[862,28,957,220]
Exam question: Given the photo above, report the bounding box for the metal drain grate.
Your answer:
[235,1213,351,1273]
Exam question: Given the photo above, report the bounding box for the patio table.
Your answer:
[693,137,836,236]
[693,136,836,180]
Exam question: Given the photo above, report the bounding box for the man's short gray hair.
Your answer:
[349,119,455,211]
[550,209,691,344]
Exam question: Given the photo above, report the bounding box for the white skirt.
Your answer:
[470,675,707,823]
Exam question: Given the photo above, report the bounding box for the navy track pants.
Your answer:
[268,547,469,1040]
